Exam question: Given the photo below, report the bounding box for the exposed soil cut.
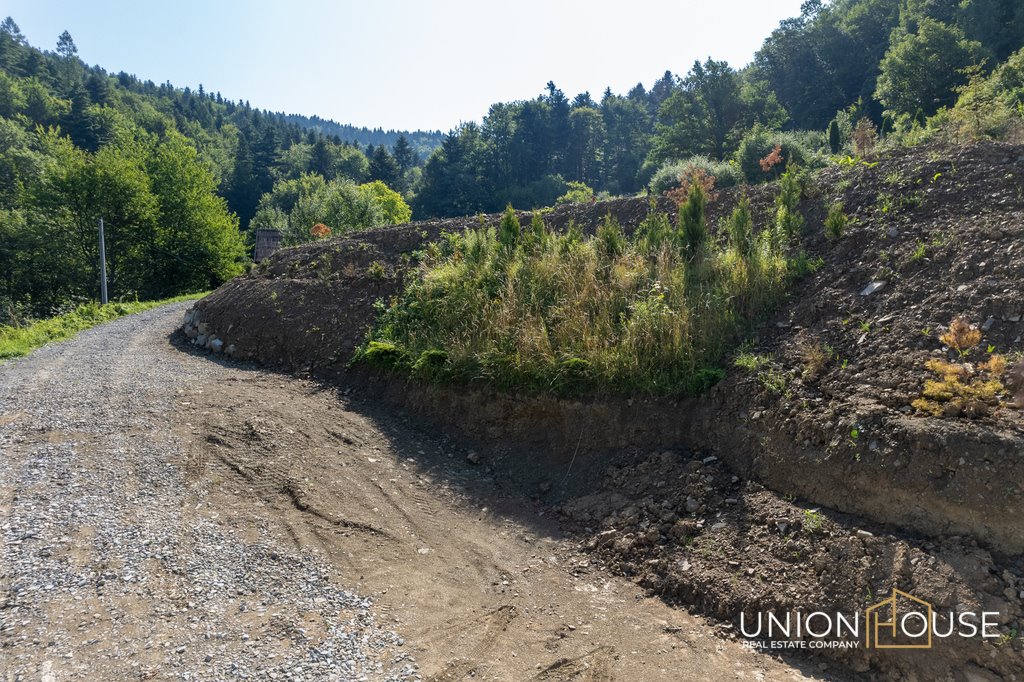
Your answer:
[187,140,1024,679]
[559,450,1023,680]
[177,339,824,681]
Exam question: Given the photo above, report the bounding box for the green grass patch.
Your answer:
[0,293,207,361]
[734,351,773,372]
[358,189,807,396]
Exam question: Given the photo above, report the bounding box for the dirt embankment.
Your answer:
[187,141,1024,679]
[190,197,675,371]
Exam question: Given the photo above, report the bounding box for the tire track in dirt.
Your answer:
[179,337,831,681]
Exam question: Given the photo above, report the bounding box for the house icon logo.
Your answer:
[865,588,934,649]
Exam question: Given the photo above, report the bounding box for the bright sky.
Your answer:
[6,0,807,132]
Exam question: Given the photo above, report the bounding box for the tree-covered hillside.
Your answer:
[2,0,1023,318]
[277,114,443,160]
[0,19,427,318]
[410,0,1024,217]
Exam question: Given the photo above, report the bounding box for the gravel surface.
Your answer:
[0,303,419,681]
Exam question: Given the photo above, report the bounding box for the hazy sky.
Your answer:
[5,0,807,132]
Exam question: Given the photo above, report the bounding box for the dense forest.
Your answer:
[0,18,430,318]
[2,0,1023,319]
[412,0,1024,216]
[276,114,442,159]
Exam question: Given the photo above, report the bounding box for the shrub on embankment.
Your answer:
[358,184,808,396]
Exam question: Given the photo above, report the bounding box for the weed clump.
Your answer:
[796,332,829,379]
[940,317,982,357]
[367,261,387,280]
[360,340,408,370]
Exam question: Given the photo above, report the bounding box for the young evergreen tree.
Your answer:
[392,134,417,174]
[498,204,521,251]
[727,194,754,257]
[678,181,707,260]
[827,119,841,154]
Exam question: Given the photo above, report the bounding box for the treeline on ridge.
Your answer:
[2,0,1023,320]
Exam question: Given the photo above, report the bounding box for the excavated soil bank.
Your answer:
[186,141,1024,678]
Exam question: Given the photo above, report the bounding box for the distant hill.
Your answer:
[0,17,440,231]
[277,114,443,159]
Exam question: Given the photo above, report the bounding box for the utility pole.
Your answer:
[98,217,108,305]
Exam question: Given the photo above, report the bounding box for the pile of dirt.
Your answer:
[187,140,1024,679]
[190,197,675,371]
[693,141,1024,555]
[559,449,1023,679]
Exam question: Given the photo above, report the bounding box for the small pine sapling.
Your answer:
[678,180,708,260]
[824,203,848,240]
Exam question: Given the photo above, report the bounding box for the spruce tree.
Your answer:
[727,194,754,257]
[827,119,841,154]
[678,181,707,260]
[498,205,520,251]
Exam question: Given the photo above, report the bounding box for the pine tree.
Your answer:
[55,30,78,91]
[727,194,754,257]
[679,181,707,260]
[498,204,521,251]
[368,145,401,188]
[392,134,417,174]
[1,17,25,44]
[227,136,260,227]
[310,138,333,179]
[56,30,77,59]
[827,119,841,154]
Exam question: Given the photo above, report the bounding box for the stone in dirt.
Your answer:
[860,281,886,296]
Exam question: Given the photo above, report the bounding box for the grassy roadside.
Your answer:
[0,293,207,361]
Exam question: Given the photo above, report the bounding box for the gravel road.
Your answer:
[1,303,822,681]
[0,302,418,681]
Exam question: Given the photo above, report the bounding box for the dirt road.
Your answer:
[0,303,826,681]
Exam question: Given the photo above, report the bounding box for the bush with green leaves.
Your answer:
[946,46,1024,140]
[734,126,827,182]
[252,174,411,245]
[650,155,743,194]
[358,204,797,396]
[555,181,596,205]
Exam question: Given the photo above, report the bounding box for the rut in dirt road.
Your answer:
[1,304,827,681]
